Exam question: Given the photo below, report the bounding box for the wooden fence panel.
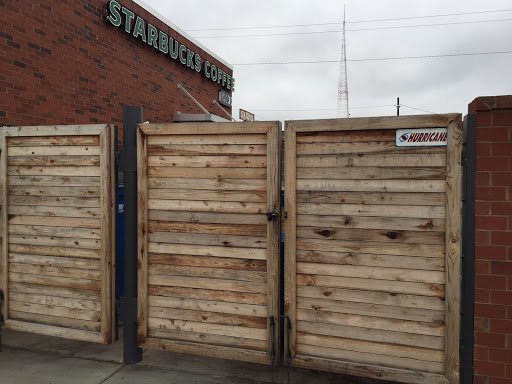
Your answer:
[0,125,114,344]
[137,121,281,364]
[284,115,462,384]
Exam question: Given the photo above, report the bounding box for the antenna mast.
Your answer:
[336,5,349,118]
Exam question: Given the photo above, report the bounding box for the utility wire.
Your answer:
[251,106,393,112]
[193,18,512,38]
[233,50,512,66]
[186,8,512,31]
[399,104,437,114]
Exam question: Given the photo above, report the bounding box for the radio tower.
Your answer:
[336,5,349,118]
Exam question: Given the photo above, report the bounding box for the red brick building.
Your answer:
[0,0,234,141]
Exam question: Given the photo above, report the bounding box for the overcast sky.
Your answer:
[143,0,512,121]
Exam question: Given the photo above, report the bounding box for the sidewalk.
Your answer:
[0,329,393,384]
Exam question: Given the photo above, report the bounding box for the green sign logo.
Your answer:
[107,0,235,91]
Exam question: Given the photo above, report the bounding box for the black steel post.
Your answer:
[0,290,4,352]
[114,125,119,342]
[461,114,476,384]
[122,106,143,364]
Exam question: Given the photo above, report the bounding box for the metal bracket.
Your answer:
[266,213,279,222]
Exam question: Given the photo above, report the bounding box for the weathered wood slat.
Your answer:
[148,178,265,191]
[8,176,100,187]
[297,320,444,350]
[148,327,266,351]
[7,146,100,157]
[297,226,445,245]
[296,130,395,143]
[296,262,445,284]
[148,199,266,214]
[296,141,445,156]
[297,179,445,193]
[148,155,266,168]
[297,238,445,258]
[148,232,266,249]
[9,205,101,218]
[8,195,100,208]
[296,250,445,271]
[149,307,266,328]
[148,285,266,305]
[2,124,107,137]
[8,235,100,250]
[149,263,266,282]
[147,134,267,145]
[8,186,101,198]
[297,285,444,311]
[297,214,445,232]
[148,296,267,318]
[297,153,446,168]
[6,135,100,147]
[5,319,103,342]
[297,166,445,180]
[291,356,449,384]
[9,225,101,239]
[141,337,270,365]
[297,274,444,297]
[296,296,444,323]
[9,282,101,300]
[297,332,444,362]
[9,272,101,291]
[8,156,100,166]
[148,242,267,260]
[8,166,100,177]
[297,191,446,206]
[148,317,266,340]
[9,253,101,270]
[8,216,101,229]
[148,167,266,179]
[296,344,444,374]
[296,309,444,337]
[8,244,100,259]
[287,114,457,132]
[148,274,267,294]
[149,210,268,225]
[148,144,267,156]
[148,189,266,203]
[297,203,445,219]
[148,253,266,271]
[10,291,101,311]
[148,221,266,237]
[9,263,100,280]
[140,121,274,135]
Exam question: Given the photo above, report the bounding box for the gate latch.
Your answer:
[266,213,279,222]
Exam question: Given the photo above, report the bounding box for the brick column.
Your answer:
[469,96,512,384]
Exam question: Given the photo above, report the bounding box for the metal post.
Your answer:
[460,114,476,384]
[397,97,400,116]
[114,125,119,342]
[122,106,143,364]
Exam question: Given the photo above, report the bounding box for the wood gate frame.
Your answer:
[283,115,463,384]
[135,121,281,364]
[0,124,115,344]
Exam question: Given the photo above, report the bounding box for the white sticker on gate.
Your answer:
[396,127,447,147]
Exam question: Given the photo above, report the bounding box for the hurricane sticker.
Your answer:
[396,128,447,147]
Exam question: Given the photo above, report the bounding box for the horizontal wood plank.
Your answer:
[297,179,445,193]
[4,319,103,342]
[148,221,266,237]
[296,130,395,143]
[296,203,445,219]
[6,135,100,147]
[297,191,446,206]
[297,166,445,180]
[297,153,446,168]
[148,155,266,168]
[148,178,265,191]
[8,244,100,259]
[9,292,100,311]
[148,167,266,179]
[10,301,100,322]
[9,282,101,300]
[8,235,100,250]
[148,231,266,249]
[148,242,267,260]
[148,199,266,214]
[8,186,100,198]
[149,263,266,282]
[8,156,100,166]
[8,166,100,177]
[147,134,267,145]
[148,274,267,294]
[149,210,268,225]
[8,146,100,157]
[148,144,266,156]
[8,176,100,187]
[8,195,100,208]
[8,216,101,229]
[9,225,101,239]
[148,285,266,305]
[9,253,101,270]
[9,263,100,280]
[148,253,266,271]
[148,189,266,203]
[296,141,445,156]
[9,272,101,291]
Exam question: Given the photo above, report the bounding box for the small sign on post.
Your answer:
[239,109,255,122]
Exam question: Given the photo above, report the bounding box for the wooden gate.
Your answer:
[0,124,115,344]
[284,115,462,384]
[136,121,281,364]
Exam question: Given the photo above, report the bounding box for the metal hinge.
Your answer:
[266,213,279,222]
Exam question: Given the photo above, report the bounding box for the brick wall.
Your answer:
[0,0,233,142]
[470,96,512,384]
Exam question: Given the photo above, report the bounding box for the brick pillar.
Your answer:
[469,96,512,384]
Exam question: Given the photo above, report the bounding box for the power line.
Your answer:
[233,50,512,66]
[251,106,393,112]
[400,104,437,114]
[193,18,512,38]
[186,8,512,31]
